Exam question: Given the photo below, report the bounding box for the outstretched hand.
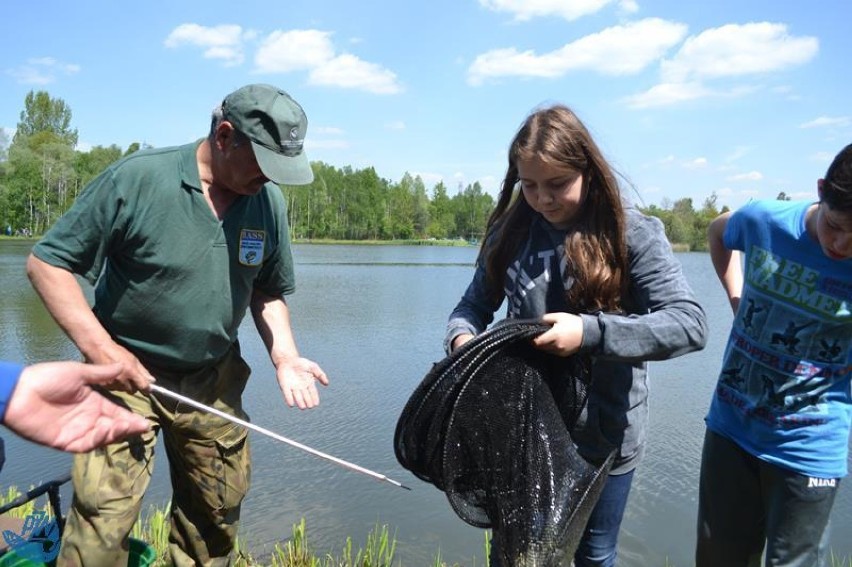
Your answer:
[275,357,329,409]
[3,361,151,452]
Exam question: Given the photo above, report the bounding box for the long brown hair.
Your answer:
[483,104,629,313]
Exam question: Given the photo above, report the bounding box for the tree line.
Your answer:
[1,90,775,251]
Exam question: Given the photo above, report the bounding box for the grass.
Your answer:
[1,486,849,566]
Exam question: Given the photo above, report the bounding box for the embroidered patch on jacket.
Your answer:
[239,229,265,266]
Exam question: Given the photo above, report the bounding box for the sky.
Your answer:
[1,0,851,211]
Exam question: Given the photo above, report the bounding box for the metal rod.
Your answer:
[149,383,410,490]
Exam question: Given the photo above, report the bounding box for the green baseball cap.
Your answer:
[222,84,313,185]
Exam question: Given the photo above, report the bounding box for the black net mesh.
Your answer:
[395,319,615,566]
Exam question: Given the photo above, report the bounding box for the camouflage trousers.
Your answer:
[57,345,253,567]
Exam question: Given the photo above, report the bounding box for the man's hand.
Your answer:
[4,361,151,452]
[84,341,155,393]
[275,357,329,409]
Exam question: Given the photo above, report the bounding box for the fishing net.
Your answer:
[394,319,615,566]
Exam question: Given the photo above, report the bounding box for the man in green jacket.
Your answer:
[27,84,328,566]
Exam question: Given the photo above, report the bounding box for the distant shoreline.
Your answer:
[291,238,477,247]
[0,236,697,252]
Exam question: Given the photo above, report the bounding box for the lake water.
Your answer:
[0,240,849,566]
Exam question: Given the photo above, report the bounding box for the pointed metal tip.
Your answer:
[401,484,412,491]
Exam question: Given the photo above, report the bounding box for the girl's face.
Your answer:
[517,156,586,229]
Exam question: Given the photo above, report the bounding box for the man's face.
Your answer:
[224,138,270,195]
[216,124,270,195]
[815,201,852,261]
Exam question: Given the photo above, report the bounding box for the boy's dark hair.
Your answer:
[822,143,852,211]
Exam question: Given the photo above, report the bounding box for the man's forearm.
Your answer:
[250,290,300,367]
[26,254,113,360]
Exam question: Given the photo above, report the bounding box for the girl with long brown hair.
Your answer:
[445,104,708,566]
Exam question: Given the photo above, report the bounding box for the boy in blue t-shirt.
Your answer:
[696,144,852,566]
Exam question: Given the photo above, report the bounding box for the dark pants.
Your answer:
[696,429,839,567]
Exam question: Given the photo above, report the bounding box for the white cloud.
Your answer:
[660,22,817,83]
[312,126,345,135]
[618,0,639,14]
[683,157,708,169]
[626,22,817,109]
[786,190,814,200]
[625,81,755,108]
[468,18,687,85]
[254,30,336,72]
[413,172,444,187]
[306,139,350,150]
[725,146,751,162]
[385,120,406,130]
[254,30,402,94]
[727,171,763,181]
[810,151,835,163]
[307,125,349,150]
[164,24,253,66]
[800,116,851,129]
[309,54,402,94]
[7,57,80,85]
[624,81,712,108]
[479,0,613,22]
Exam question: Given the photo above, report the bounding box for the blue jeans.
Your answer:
[574,469,635,567]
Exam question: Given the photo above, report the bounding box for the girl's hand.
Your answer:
[451,333,474,353]
[532,312,584,357]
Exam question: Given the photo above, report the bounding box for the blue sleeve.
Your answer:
[723,201,762,252]
[0,361,24,423]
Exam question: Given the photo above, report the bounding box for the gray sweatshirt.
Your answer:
[445,208,708,474]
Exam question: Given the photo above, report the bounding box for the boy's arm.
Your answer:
[708,211,743,315]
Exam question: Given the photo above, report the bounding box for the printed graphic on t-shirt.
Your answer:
[238,229,265,267]
[504,244,568,318]
[717,245,851,427]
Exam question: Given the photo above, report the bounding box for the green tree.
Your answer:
[0,128,9,162]
[5,91,79,233]
[14,90,78,148]
[690,193,720,251]
[4,144,42,232]
[386,173,416,239]
[428,181,454,238]
[411,175,431,239]
[452,181,493,240]
[75,144,123,189]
